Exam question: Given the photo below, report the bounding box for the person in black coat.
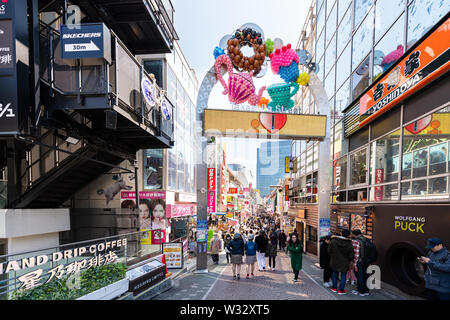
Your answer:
[320,236,332,287]
[255,230,268,271]
[279,231,287,251]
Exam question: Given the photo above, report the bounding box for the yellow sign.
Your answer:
[204,109,327,140]
[227,196,233,202]
[285,157,291,173]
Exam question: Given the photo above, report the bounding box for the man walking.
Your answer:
[255,229,268,271]
[328,230,354,295]
[419,237,450,300]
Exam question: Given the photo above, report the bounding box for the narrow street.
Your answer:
[154,250,410,301]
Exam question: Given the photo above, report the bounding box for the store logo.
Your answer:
[0,103,15,118]
[394,216,425,233]
[160,98,171,121]
[141,78,156,107]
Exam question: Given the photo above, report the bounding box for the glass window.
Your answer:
[350,148,367,185]
[326,2,337,45]
[352,55,371,100]
[375,0,405,43]
[402,107,450,181]
[325,66,335,98]
[335,79,351,116]
[373,13,405,82]
[336,43,351,89]
[144,149,163,189]
[318,56,325,82]
[354,0,374,29]
[168,149,177,190]
[370,133,400,185]
[337,7,352,55]
[338,0,352,22]
[143,60,163,88]
[369,183,399,200]
[348,188,368,201]
[336,155,347,189]
[327,0,336,17]
[167,66,177,104]
[407,0,450,49]
[352,7,374,71]
[316,30,325,62]
[317,5,326,37]
[325,34,336,76]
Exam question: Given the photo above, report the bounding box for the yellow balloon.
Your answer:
[296,72,310,86]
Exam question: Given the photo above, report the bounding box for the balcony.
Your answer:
[39,22,174,150]
[67,0,179,54]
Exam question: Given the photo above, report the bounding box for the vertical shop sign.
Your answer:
[374,169,384,201]
[207,191,216,213]
[196,220,207,242]
[207,168,216,190]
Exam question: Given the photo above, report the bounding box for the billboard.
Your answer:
[204,109,326,140]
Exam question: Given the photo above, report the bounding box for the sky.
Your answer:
[171,0,312,184]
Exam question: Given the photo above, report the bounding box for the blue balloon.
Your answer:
[214,46,226,59]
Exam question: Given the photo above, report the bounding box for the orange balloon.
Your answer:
[251,119,260,128]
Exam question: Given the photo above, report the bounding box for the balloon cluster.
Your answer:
[226,27,266,75]
[269,44,300,83]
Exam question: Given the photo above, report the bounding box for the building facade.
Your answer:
[291,0,450,295]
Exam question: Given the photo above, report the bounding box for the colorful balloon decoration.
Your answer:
[214,46,225,60]
[267,82,299,111]
[269,43,300,83]
[214,54,266,106]
[296,72,310,86]
[265,38,274,55]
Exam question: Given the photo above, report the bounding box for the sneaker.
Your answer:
[337,290,347,295]
[237,274,240,280]
[359,292,370,297]
[326,281,333,287]
[351,280,355,285]
[331,288,338,293]
[251,273,255,278]
[246,274,249,279]
[323,282,331,288]
[293,279,299,282]
[352,290,359,295]
[233,275,236,280]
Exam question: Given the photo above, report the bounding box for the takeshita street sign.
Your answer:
[204,109,326,140]
[358,17,450,128]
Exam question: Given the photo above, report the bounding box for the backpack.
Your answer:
[359,237,378,264]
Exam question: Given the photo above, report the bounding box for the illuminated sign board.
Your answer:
[204,109,326,140]
[358,17,450,128]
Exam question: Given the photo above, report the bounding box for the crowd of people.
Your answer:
[209,215,303,282]
[208,215,449,300]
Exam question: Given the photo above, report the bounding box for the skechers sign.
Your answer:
[61,23,111,63]
[357,17,450,128]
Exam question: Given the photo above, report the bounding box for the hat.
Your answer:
[234,233,241,239]
[248,234,254,241]
[425,237,443,249]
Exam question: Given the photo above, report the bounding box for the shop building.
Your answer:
[315,0,449,296]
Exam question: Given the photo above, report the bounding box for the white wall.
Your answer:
[7,232,60,255]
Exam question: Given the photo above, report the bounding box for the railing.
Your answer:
[150,0,179,43]
[0,231,165,299]
[38,21,174,142]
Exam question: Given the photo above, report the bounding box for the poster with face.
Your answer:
[121,191,167,245]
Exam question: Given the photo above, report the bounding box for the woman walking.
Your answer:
[209,232,221,265]
[224,234,232,264]
[255,230,268,271]
[267,233,278,271]
[227,233,245,280]
[244,234,258,279]
[288,234,303,282]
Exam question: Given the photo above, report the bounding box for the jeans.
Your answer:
[355,261,369,294]
[268,256,276,268]
[332,270,347,291]
[428,289,450,300]
[323,266,332,283]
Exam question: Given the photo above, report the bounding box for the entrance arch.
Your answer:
[194,28,332,271]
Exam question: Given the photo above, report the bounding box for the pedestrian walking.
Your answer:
[227,233,245,280]
[320,236,332,287]
[328,230,354,295]
[224,234,232,264]
[288,233,303,282]
[244,234,258,279]
[255,230,268,271]
[352,229,378,296]
[419,237,450,300]
[210,232,221,265]
[279,230,287,251]
[267,233,278,271]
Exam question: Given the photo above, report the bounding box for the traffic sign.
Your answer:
[60,23,111,64]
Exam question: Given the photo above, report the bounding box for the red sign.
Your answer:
[359,17,450,127]
[374,169,384,201]
[207,168,216,190]
[228,188,238,194]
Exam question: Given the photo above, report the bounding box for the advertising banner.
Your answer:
[207,191,216,213]
[167,204,196,218]
[374,168,384,201]
[162,242,183,269]
[228,187,238,194]
[121,191,167,245]
[207,168,216,190]
[319,218,331,238]
[204,109,327,140]
[358,17,450,127]
[196,220,208,242]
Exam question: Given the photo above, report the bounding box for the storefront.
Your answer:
[167,203,197,242]
[336,16,450,296]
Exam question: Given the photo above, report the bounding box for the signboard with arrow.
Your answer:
[60,23,111,63]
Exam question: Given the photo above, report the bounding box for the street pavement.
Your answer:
[153,249,412,300]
